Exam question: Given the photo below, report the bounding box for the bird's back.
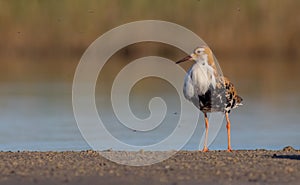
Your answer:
[199,77,242,113]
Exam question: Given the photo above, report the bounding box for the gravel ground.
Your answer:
[0,147,299,185]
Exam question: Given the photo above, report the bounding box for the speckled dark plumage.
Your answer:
[199,77,243,113]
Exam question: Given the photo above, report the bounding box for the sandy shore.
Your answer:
[0,147,299,185]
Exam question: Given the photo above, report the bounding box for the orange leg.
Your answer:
[225,112,232,152]
[203,113,209,152]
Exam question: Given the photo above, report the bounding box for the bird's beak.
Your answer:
[176,55,192,64]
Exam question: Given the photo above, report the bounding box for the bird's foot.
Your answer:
[202,146,209,152]
[227,148,232,152]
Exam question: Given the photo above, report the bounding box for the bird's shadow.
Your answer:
[272,154,300,160]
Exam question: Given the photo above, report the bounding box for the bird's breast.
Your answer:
[187,64,215,95]
[183,63,216,108]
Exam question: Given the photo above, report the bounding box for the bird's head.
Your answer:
[176,46,215,66]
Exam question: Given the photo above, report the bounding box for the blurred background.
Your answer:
[0,0,299,151]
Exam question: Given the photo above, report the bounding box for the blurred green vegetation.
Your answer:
[1,0,300,99]
[1,0,300,58]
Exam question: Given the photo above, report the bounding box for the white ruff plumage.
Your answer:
[183,59,216,108]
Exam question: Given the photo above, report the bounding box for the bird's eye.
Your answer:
[197,50,201,54]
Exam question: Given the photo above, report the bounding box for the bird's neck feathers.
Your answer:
[192,58,217,90]
[205,49,218,76]
[195,53,218,77]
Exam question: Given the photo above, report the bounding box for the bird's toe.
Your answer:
[227,148,233,152]
[202,147,209,152]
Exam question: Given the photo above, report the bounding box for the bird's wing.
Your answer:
[222,77,243,111]
[199,76,243,112]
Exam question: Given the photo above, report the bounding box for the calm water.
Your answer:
[0,82,299,151]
